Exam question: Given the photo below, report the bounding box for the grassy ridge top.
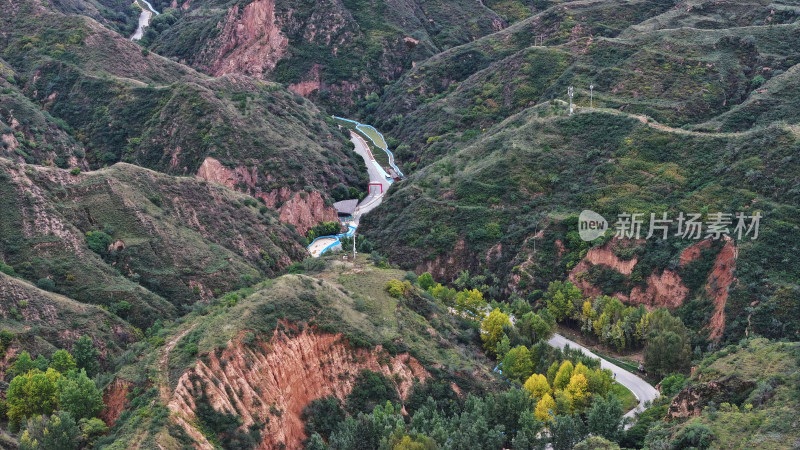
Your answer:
[159,256,498,378]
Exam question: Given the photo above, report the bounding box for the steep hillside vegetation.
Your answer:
[362,106,800,346]
[135,0,508,113]
[651,338,800,449]
[0,159,310,329]
[0,272,136,376]
[103,257,501,448]
[2,0,367,233]
[360,0,800,346]
[372,0,800,167]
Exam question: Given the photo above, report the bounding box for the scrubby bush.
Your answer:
[85,231,113,256]
[36,278,56,292]
[660,374,687,398]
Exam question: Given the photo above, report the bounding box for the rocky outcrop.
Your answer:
[100,378,133,427]
[668,376,755,420]
[195,157,258,191]
[169,328,429,449]
[278,191,338,236]
[705,239,737,340]
[628,269,688,309]
[206,0,288,78]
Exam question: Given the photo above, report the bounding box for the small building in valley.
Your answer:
[333,199,358,219]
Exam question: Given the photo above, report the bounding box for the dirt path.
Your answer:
[158,325,195,403]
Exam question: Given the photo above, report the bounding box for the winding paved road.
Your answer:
[131,0,159,41]
[350,132,391,221]
[547,333,659,426]
[307,131,392,257]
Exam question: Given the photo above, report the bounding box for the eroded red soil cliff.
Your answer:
[168,328,429,449]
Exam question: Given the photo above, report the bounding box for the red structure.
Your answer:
[368,183,384,193]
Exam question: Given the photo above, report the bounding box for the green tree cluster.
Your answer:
[5,349,105,431]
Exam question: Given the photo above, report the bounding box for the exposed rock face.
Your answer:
[207,0,288,78]
[196,157,258,191]
[168,328,429,449]
[705,239,737,340]
[629,269,689,309]
[579,245,639,275]
[416,239,476,282]
[100,378,133,427]
[289,63,323,96]
[668,376,755,420]
[679,240,712,266]
[196,157,336,234]
[568,241,640,299]
[568,239,736,337]
[278,191,338,236]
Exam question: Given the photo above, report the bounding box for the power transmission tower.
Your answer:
[590,84,594,108]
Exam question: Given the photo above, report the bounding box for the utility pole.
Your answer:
[568,86,574,116]
[590,84,594,108]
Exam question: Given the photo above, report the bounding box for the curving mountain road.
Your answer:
[308,130,392,257]
[350,131,391,221]
[131,0,159,41]
[547,333,659,426]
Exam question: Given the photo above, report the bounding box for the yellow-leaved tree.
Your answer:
[553,360,574,390]
[565,373,589,412]
[534,393,556,422]
[523,373,551,400]
[480,308,510,357]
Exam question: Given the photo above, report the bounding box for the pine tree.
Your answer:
[587,395,623,442]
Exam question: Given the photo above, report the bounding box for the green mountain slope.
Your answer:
[136,0,508,114]
[2,0,364,204]
[651,338,800,449]
[0,159,309,328]
[362,107,800,344]
[0,272,136,373]
[105,258,501,448]
[372,0,800,166]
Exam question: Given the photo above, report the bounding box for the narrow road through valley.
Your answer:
[547,333,659,427]
[307,130,393,257]
[350,132,391,221]
[131,0,159,41]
